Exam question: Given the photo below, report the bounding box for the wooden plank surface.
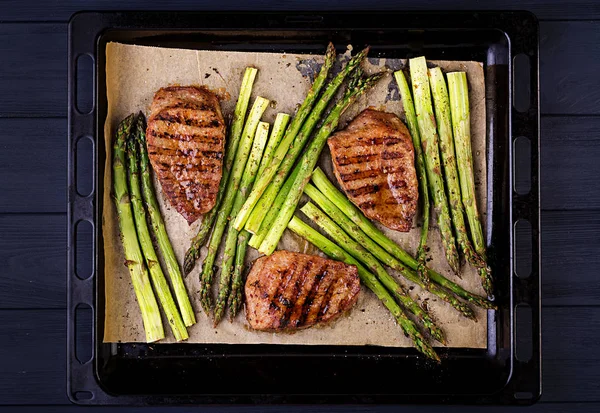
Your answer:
[0,215,66,309]
[0,308,596,405]
[0,119,66,213]
[1,22,600,116]
[1,0,600,22]
[0,24,65,117]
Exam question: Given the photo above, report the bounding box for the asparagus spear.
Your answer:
[227,229,251,320]
[429,68,488,274]
[233,43,337,232]
[256,113,290,179]
[112,115,164,343]
[410,56,460,274]
[311,167,495,310]
[239,47,370,234]
[199,97,269,312]
[300,202,446,344]
[287,216,440,362]
[213,121,270,325]
[259,71,384,255]
[126,132,189,341]
[248,165,300,249]
[229,118,289,318]
[183,67,258,275]
[447,71,493,296]
[134,114,196,327]
[304,183,476,319]
[394,70,431,284]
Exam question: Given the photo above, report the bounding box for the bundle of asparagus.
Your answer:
[288,168,494,360]
[112,113,196,342]
[393,57,492,296]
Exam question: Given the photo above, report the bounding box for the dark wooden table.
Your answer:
[1,1,599,411]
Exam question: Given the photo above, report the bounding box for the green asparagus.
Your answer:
[394,70,431,284]
[256,113,290,179]
[239,47,370,234]
[259,70,384,255]
[410,56,460,274]
[213,121,270,325]
[311,167,495,310]
[303,183,476,319]
[447,71,493,296]
[134,113,196,327]
[184,67,258,275]
[127,131,188,341]
[287,216,440,362]
[199,96,269,312]
[429,68,487,274]
[248,164,300,249]
[234,43,337,232]
[112,115,164,343]
[300,202,446,344]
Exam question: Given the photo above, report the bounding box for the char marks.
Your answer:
[327,109,419,232]
[146,86,226,224]
[245,251,361,331]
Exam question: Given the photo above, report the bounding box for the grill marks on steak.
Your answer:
[146,86,226,224]
[328,109,418,232]
[245,251,361,331]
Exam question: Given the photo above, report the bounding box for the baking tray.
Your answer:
[67,11,541,405]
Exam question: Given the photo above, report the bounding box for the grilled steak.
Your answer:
[245,250,361,331]
[328,109,418,232]
[146,86,226,224]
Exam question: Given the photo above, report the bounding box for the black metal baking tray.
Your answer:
[67,10,541,405]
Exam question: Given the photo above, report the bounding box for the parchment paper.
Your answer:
[103,42,487,348]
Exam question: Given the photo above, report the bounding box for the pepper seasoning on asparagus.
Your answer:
[287,216,440,362]
[259,69,384,255]
[300,202,446,344]
[112,115,164,343]
[410,56,460,275]
[429,68,487,273]
[199,96,270,312]
[135,113,196,327]
[126,129,189,341]
[303,182,476,320]
[311,167,495,310]
[183,67,258,275]
[447,71,493,296]
[233,43,337,233]
[394,70,431,284]
[213,121,270,325]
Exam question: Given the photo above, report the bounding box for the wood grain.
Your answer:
[0,24,65,116]
[0,215,66,309]
[0,119,66,213]
[1,0,600,21]
[541,22,600,115]
[541,116,600,210]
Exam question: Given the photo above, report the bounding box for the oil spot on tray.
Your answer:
[386,77,400,102]
[385,58,404,72]
[295,58,323,82]
[331,54,350,77]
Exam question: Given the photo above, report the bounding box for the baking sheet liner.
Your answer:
[103,42,487,348]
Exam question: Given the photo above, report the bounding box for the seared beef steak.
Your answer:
[328,108,418,232]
